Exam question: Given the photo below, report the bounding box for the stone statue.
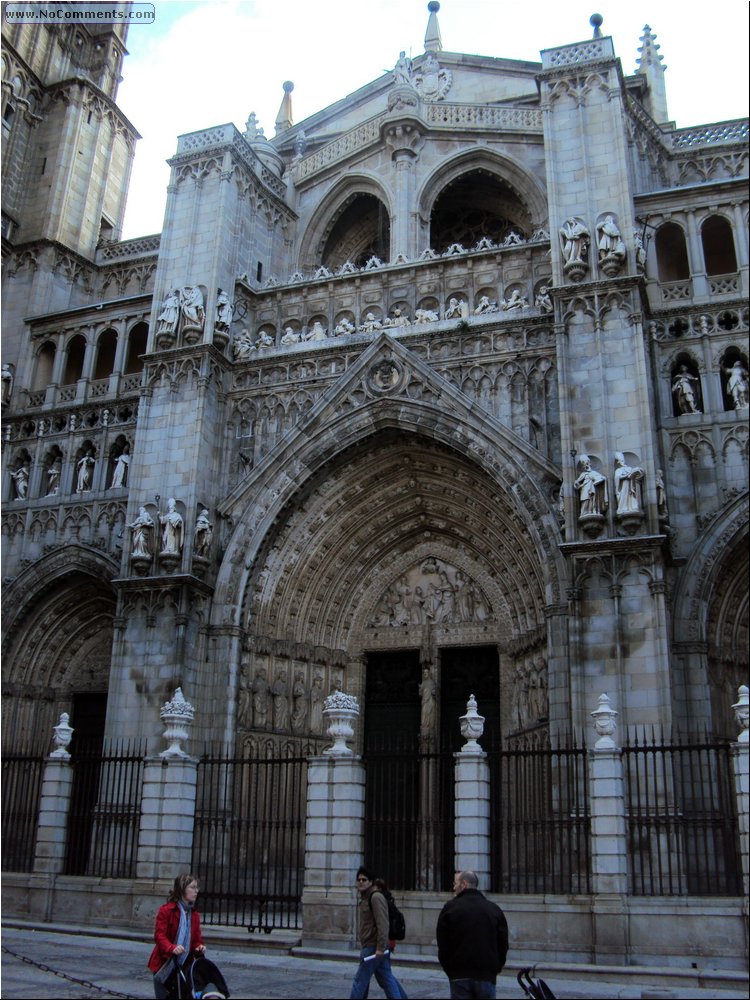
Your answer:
[180,286,205,334]
[233,329,255,359]
[129,506,154,556]
[257,330,275,350]
[393,50,413,85]
[414,307,439,323]
[360,312,382,333]
[281,326,301,345]
[110,444,130,489]
[535,286,553,313]
[11,462,29,499]
[1,363,14,404]
[305,320,328,341]
[596,215,624,258]
[633,230,647,272]
[194,508,213,558]
[272,670,289,730]
[655,469,668,520]
[215,289,233,333]
[237,668,251,727]
[474,295,498,314]
[419,666,437,734]
[672,365,701,414]
[444,297,466,319]
[291,670,307,732]
[574,455,608,517]
[309,672,324,733]
[613,452,644,515]
[725,360,749,409]
[46,459,61,496]
[252,667,270,728]
[334,317,356,336]
[501,289,528,311]
[156,289,179,338]
[76,450,95,492]
[559,218,589,263]
[160,497,184,554]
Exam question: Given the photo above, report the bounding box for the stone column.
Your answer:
[731,686,749,899]
[301,692,365,948]
[453,695,491,888]
[33,714,75,873]
[588,693,629,964]
[136,689,199,878]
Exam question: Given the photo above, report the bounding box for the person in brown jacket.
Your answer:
[349,866,407,999]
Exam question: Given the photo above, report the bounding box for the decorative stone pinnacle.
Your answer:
[590,13,603,38]
[732,685,749,744]
[591,692,618,749]
[159,687,195,758]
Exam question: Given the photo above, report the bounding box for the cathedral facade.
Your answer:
[2,2,748,963]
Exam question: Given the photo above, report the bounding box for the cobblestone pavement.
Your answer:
[1,927,747,1000]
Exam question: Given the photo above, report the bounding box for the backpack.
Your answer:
[369,888,406,941]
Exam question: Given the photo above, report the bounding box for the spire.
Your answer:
[590,12,603,38]
[275,80,294,134]
[424,1,442,53]
[636,25,669,124]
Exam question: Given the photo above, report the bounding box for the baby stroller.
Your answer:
[517,967,556,999]
[165,956,231,999]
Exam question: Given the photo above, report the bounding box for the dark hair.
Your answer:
[356,865,374,881]
[373,877,390,893]
[168,873,199,903]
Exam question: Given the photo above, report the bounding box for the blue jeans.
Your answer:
[449,979,496,999]
[349,948,408,999]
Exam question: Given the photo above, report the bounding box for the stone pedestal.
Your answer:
[453,751,491,888]
[301,755,365,947]
[33,759,74,874]
[588,744,629,963]
[135,756,198,879]
[731,741,749,899]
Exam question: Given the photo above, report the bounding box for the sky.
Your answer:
[117,0,750,240]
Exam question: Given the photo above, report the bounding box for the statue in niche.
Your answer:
[293,131,307,158]
[237,668,251,727]
[257,330,275,350]
[393,50,414,85]
[513,663,530,730]
[360,312,382,333]
[613,452,644,516]
[281,326,301,345]
[414,308,439,324]
[725,360,749,409]
[110,444,130,489]
[391,576,411,625]
[252,667,270,728]
[633,230,647,272]
[437,571,456,622]
[500,289,528,311]
[574,455,608,518]
[559,218,589,263]
[160,497,184,554]
[309,672,324,733]
[419,666,437,735]
[474,296,498,315]
[444,297,466,320]
[672,365,701,414]
[334,317,356,336]
[194,508,213,558]
[596,215,625,258]
[11,461,29,499]
[469,582,489,621]
[215,289,233,334]
[1,363,14,405]
[180,286,205,335]
[291,670,307,732]
[46,459,61,496]
[305,321,328,342]
[655,469,668,521]
[156,289,180,339]
[76,449,96,492]
[454,570,471,620]
[129,506,154,557]
[233,329,255,359]
[535,286,553,313]
[272,670,289,730]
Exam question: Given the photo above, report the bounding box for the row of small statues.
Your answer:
[371,569,490,627]
[238,666,331,734]
[156,286,232,342]
[673,361,748,414]
[511,657,549,732]
[572,452,658,521]
[129,500,213,559]
[10,445,131,500]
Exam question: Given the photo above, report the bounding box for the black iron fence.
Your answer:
[623,734,742,896]
[64,740,145,877]
[1,752,46,872]
[192,748,308,930]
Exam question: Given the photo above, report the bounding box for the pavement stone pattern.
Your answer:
[1,928,748,1000]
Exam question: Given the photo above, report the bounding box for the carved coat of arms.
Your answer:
[414,54,452,101]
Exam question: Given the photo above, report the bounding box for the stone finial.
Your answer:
[732,685,749,744]
[50,712,74,759]
[275,80,294,133]
[424,1,443,52]
[159,687,195,758]
[322,690,359,756]
[636,24,669,124]
[590,13,603,38]
[459,693,485,753]
[591,692,618,749]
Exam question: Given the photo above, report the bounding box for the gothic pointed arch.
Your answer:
[297,173,393,271]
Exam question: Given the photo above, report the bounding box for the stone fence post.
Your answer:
[453,695,491,888]
[301,691,365,948]
[136,688,198,879]
[731,685,749,899]
[33,714,75,873]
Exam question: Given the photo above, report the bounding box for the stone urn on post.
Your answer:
[732,685,749,744]
[50,712,74,759]
[322,690,359,756]
[159,687,195,759]
[459,693,485,753]
[591,692,618,749]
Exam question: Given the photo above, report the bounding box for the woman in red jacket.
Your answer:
[147,873,206,998]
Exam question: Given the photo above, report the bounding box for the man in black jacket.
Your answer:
[436,870,508,999]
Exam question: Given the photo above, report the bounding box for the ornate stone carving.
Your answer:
[559,217,590,281]
[159,687,195,758]
[591,692,618,749]
[459,694,484,753]
[50,712,74,759]
[596,214,626,277]
[413,53,452,101]
[322,690,359,756]
[613,452,644,533]
[369,558,490,627]
[574,455,608,535]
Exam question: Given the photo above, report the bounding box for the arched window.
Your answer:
[321,194,390,269]
[124,322,148,374]
[430,170,531,253]
[62,335,86,384]
[33,341,56,391]
[93,328,117,380]
[701,215,737,276]
[655,222,690,282]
